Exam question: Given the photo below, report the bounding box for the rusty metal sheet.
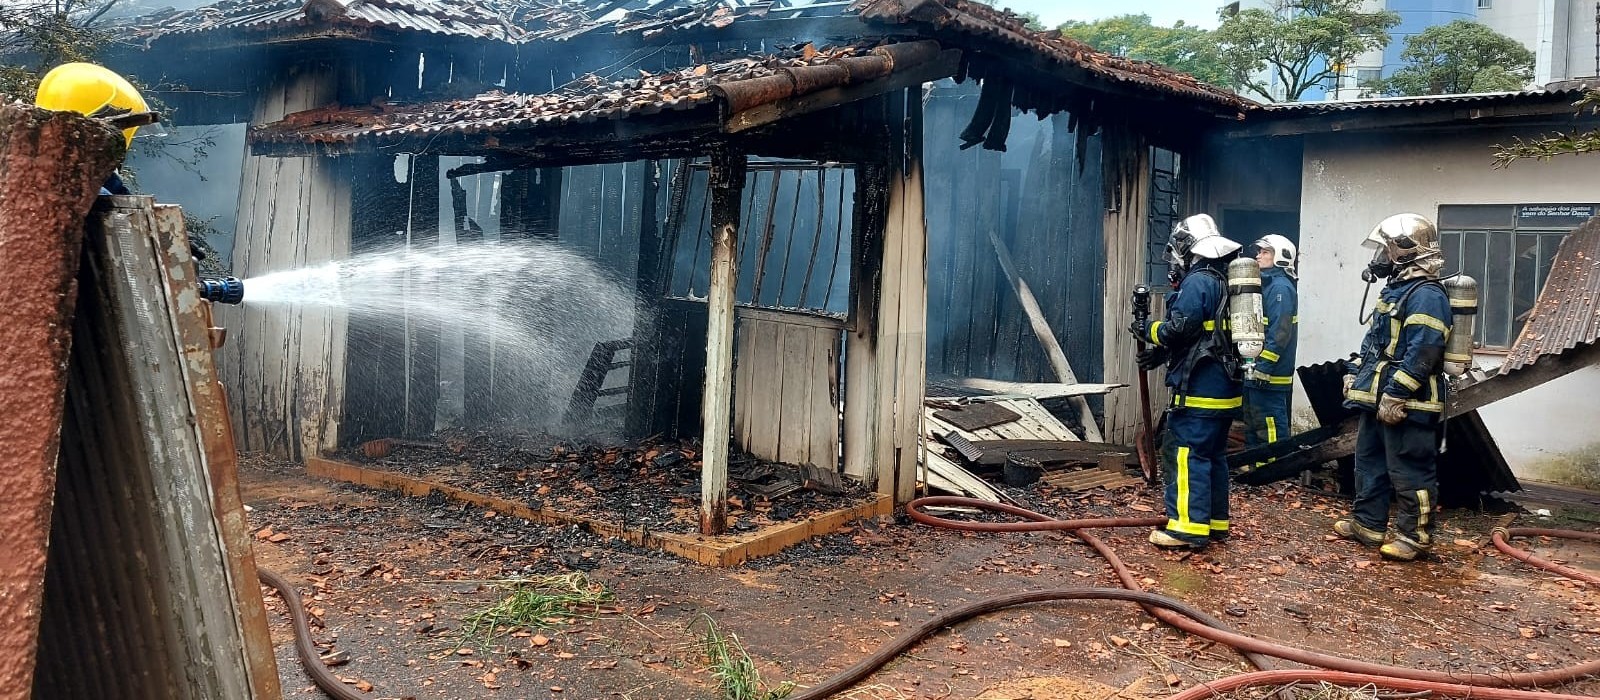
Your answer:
[1503,215,1600,372]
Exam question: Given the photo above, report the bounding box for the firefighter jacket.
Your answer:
[1141,259,1242,417]
[1252,267,1298,392]
[1344,278,1453,425]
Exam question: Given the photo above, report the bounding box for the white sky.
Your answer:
[991,0,1225,29]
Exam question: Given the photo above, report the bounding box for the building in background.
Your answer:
[1481,0,1600,86]
[1208,87,1600,482]
[1228,0,1598,101]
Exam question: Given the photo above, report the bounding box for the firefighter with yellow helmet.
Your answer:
[33,62,161,195]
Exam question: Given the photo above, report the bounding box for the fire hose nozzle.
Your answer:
[198,276,244,305]
[1131,284,1152,326]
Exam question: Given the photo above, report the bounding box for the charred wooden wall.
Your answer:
[218,60,351,462]
[922,85,1107,392]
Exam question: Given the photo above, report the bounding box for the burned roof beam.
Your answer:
[726,47,959,133]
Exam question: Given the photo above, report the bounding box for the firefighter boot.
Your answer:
[1149,529,1206,550]
[1333,519,1385,547]
[1380,532,1428,562]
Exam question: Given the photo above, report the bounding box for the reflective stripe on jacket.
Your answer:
[1344,278,1452,424]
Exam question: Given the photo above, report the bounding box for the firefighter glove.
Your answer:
[1137,346,1169,372]
[1342,373,1355,398]
[1377,394,1408,426]
[1128,320,1150,342]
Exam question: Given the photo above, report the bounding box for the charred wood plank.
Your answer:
[700,147,747,536]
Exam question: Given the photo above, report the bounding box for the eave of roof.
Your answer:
[247,40,956,160]
[1224,86,1599,138]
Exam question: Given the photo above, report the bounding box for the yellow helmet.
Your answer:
[34,63,151,148]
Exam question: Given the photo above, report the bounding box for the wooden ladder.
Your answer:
[563,339,634,427]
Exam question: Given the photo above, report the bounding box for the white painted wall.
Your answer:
[1481,0,1599,83]
[1295,127,1600,481]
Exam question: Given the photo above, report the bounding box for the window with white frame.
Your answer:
[1438,204,1598,349]
[1477,0,1492,9]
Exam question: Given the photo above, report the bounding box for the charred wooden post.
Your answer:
[224,60,352,460]
[627,160,665,439]
[342,151,410,446]
[0,103,123,697]
[406,154,441,438]
[843,89,929,503]
[701,148,748,535]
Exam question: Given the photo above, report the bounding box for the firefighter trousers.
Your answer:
[1242,386,1291,453]
[1160,410,1232,545]
[1351,412,1442,546]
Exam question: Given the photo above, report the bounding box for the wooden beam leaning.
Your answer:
[988,230,1105,442]
[700,148,747,536]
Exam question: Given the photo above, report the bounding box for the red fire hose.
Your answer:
[899,497,1600,698]
[1492,527,1600,586]
[259,566,367,700]
[262,502,1600,700]
[1164,670,1597,700]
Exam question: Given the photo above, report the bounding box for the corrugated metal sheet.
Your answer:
[114,0,521,43]
[1503,215,1600,372]
[1256,87,1593,114]
[249,41,942,149]
[119,0,1250,112]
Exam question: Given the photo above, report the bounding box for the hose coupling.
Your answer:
[198,276,244,305]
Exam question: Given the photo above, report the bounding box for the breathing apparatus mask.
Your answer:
[1165,214,1236,288]
[1358,213,1443,322]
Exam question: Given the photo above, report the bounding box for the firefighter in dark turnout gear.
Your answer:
[1242,234,1298,459]
[1132,214,1244,550]
[1334,213,1453,562]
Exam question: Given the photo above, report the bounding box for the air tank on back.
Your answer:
[1442,274,1478,376]
[1227,257,1265,363]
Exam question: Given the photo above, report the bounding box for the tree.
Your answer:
[1059,14,1231,85]
[1493,90,1600,167]
[0,1,120,98]
[2,1,218,227]
[1215,0,1400,103]
[1374,20,1533,96]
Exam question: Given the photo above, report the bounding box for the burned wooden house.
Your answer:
[108,0,1254,536]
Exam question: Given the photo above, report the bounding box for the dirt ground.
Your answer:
[240,455,1600,700]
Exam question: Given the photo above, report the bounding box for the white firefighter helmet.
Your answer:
[1365,213,1443,279]
[1254,233,1298,280]
[1167,214,1241,271]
